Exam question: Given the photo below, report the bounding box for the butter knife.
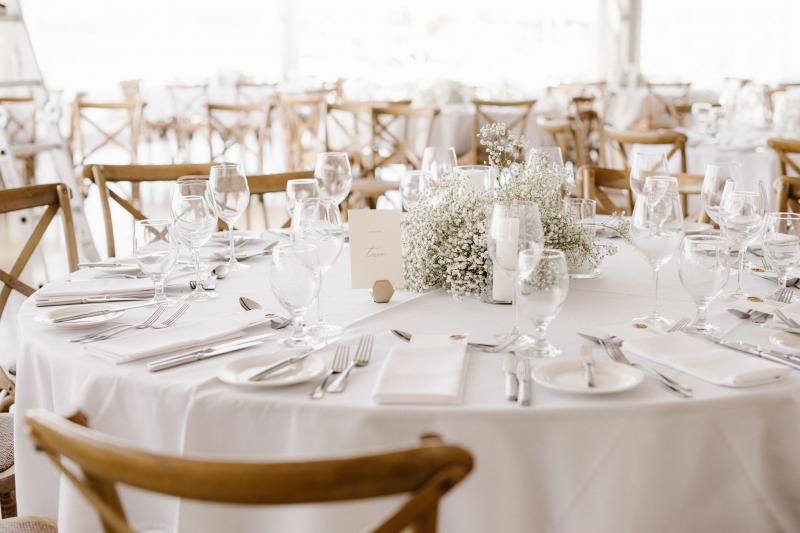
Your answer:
[147,333,276,372]
[516,358,532,406]
[248,340,331,382]
[580,342,596,388]
[36,294,153,306]
[701,335,800,370]
[52,301,156,323]
[502,353,518,401]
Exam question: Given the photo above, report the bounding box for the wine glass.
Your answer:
[678,235,730,334]
[400,170,423,210]
[630,176,684,330]
[701,162,742,224]
[526,146,564,167]
[133,219,178,305]
[454,165,495,192]
[291,198,346,339]
[629,151,670,199]
[269,243,320,347]
[286,178,320,219]
[487,201,545,336]
[209,163,250,271]
[565,198,599,278]
[719,183,767,300]
[314,152,352,205]
[763,212,800,299]
[421,146,457,189]
[171,184,218,302]
[514,248,570,358]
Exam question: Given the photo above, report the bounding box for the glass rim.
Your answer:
[210,162,243,169]
[766,211,800,219]
[519,247,563,259]
[295,197,337,207]
[287,178,317,185]
[176,175,208,182]
[275,241,318,253]
[316,151,349,158]
[423,145,456,152]
[454,164,491,171]
[683,234,726,244]
[136,218,172,226]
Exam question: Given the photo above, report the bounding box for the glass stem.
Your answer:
[736,247,746,294]
[291,316,304,342]
[192,248,202,293]
[651,267,660,318]
[228,228,236,264]
[511,270,519,335]
[317,272,324,323]
[694,300,710,328]
[153,277,166,302]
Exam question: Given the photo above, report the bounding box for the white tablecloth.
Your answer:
[14,244,800,533]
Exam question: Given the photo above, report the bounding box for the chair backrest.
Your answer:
[768,138,800,178]
[70,95,144,166]
[778,175,800,213]
[578,165,633,215]
[206,103,272,173]
[0,97,36,144]
[471,100,536,164]
[0,183,78,318]
[234,81,277,105]
[166,83,208,123]
[324,101,377,174]
[602,128,687,172]
[279,94,326,170]
[27,409,473,533]
[641,82,691,130]
[369,106,439,175]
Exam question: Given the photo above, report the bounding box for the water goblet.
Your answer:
[286,178,320,219]
[565,198,600,278]
[133,219,178,305]
[269,243,320,347]
[514,248,570,358]
[763,212,800,299]
[701,162,742,225]
[719,183,767,300]
[454,165,495,192]
[399,170,423,210]
[209,163,250,271]
[421,146,457,189]
[678,235,730,334]
[629,151,670,200]
[526,146,564,167]
[172,186,218,302]
[314,152,352,206]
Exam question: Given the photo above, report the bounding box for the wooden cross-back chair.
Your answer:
[279,94,326,170]
[369,106,439,176]
[27,409,473,533]
[324,101,376,175]
[234,81,277,106]
[166,83,208,161]
[471,100,536,165]
[768,138,800,178]
[0,183,78,318]
[0,97,37,184]
[579,165,633,215]
[640,82,691,130]
[206,103,272,173]
[70,95,144,166]
[778,176,800,213]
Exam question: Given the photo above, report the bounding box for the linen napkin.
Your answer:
[624,332,790,387]
[373,334,469,405]
[85,310,266,364]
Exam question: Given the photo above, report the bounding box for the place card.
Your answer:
[348,209,404,289]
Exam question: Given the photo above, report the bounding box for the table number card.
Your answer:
[348,209,404,289]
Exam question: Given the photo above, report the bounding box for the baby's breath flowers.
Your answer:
[402,123,629,299]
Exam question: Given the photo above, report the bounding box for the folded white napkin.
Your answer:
[373,334,469,405]
[625,332,790,387]
[85,310,266,364]
[37,278,154,298]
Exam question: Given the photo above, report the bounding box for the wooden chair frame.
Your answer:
[206,103,272,172]
[778,175,800,213]
[768,138,800,177]
[27,409,473,533]
[579,165,633,215]
[641,82,691,130]
[234,81,277,106]
[0,97,37,184]
[470,100,536,165]
[279,94,326,170]
[70,97,144,166]
[0,183,78,318]
[324,101,375,174]
[368,106,439,175]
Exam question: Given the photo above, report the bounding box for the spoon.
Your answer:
[238,296,291,329]
[212,263,229,279]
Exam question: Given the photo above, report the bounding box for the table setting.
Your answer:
[13,141,800,532]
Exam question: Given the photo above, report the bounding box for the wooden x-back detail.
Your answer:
[642,82,691,130]
[0,183,78,318]
[206,103,272,172]
[325,101,377,173]
[71,98,144,166]
[280,95,326,169]
[368,106,439,176]
[0,97,36,144]
[471,100,536,165]
[770,139,800,212]
[27,409,473,533]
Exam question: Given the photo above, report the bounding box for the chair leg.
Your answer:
[1,488,17,518]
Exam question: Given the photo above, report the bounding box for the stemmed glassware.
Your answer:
[630,176,684,329]
[526,146,564,167]
[514,248,570,358]
[208,163,250,271]
[291,198,346,339]
[133,219,178,305]
[629,151,670,199]
[678,235,730,334]
[565,198,599,278]
[719,182,767,300]
[701,162,742,224]
[421,146,457,189]
[399,170,423,210]
[172,181,218,302]
[314,152,352,205]
[487,201,545,333]
[454,165,495,192]
[269,243,320,347]
[286,178,320,219]
[763,212,800,299]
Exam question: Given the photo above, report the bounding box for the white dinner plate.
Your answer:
[218,352,325,388]
[531,359,643,395]
[769,331,800,353]
[34,305,124,329]
[683,222,714,235]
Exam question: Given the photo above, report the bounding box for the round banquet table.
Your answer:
[13,242,800,533]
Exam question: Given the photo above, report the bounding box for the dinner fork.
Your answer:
[310,345,350,400]
[327,335,374,393]
[774,308,800,329]
[599,338,693,398]
[151,304,190,329]
[77,304,168,344]
[667,317,691,333]
[776,287,795,304]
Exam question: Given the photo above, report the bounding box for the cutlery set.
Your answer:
[69,304,192,343]
[309,335,374,399]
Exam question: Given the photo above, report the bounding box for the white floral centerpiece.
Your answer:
[402,123,629,300]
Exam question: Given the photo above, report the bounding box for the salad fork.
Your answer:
[599,338,693,398]
[77,305,168,344]
[151,304,190,329]
[328,335,374,393]
[69,304,167,343]
[310,345,350,400]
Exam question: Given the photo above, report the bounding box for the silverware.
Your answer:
[599,337,693,398]
[690,333,800,370]
[147,333,276,372]
[502,353,518,401]
[247,340,331,382]
[666,317,691,333]
[773,308,800,329]
[79,304,168,343]
[53,300,157,323]
[727,308,771,324]
[36,293,154,306]
[577,332,622,346]
[390,329,501,351]
[151,304,190,330]
[580,343,595,388]
[78,262,133,268]
[516,358,532,406]
[776,287,795,304]
[212,241,278,261]
[237,297,291,329]
[328,335,374,393]
[310,345,350,400]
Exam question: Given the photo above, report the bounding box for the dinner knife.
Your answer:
[36,294,154,307]
[502,353,518,401]
[516,358,532,406]
[390,329,500,351]
[247,340,332,382]
[580,342,596,388]
[52,301,156,323]
[147,333,276,372]
[700,335,800,370]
